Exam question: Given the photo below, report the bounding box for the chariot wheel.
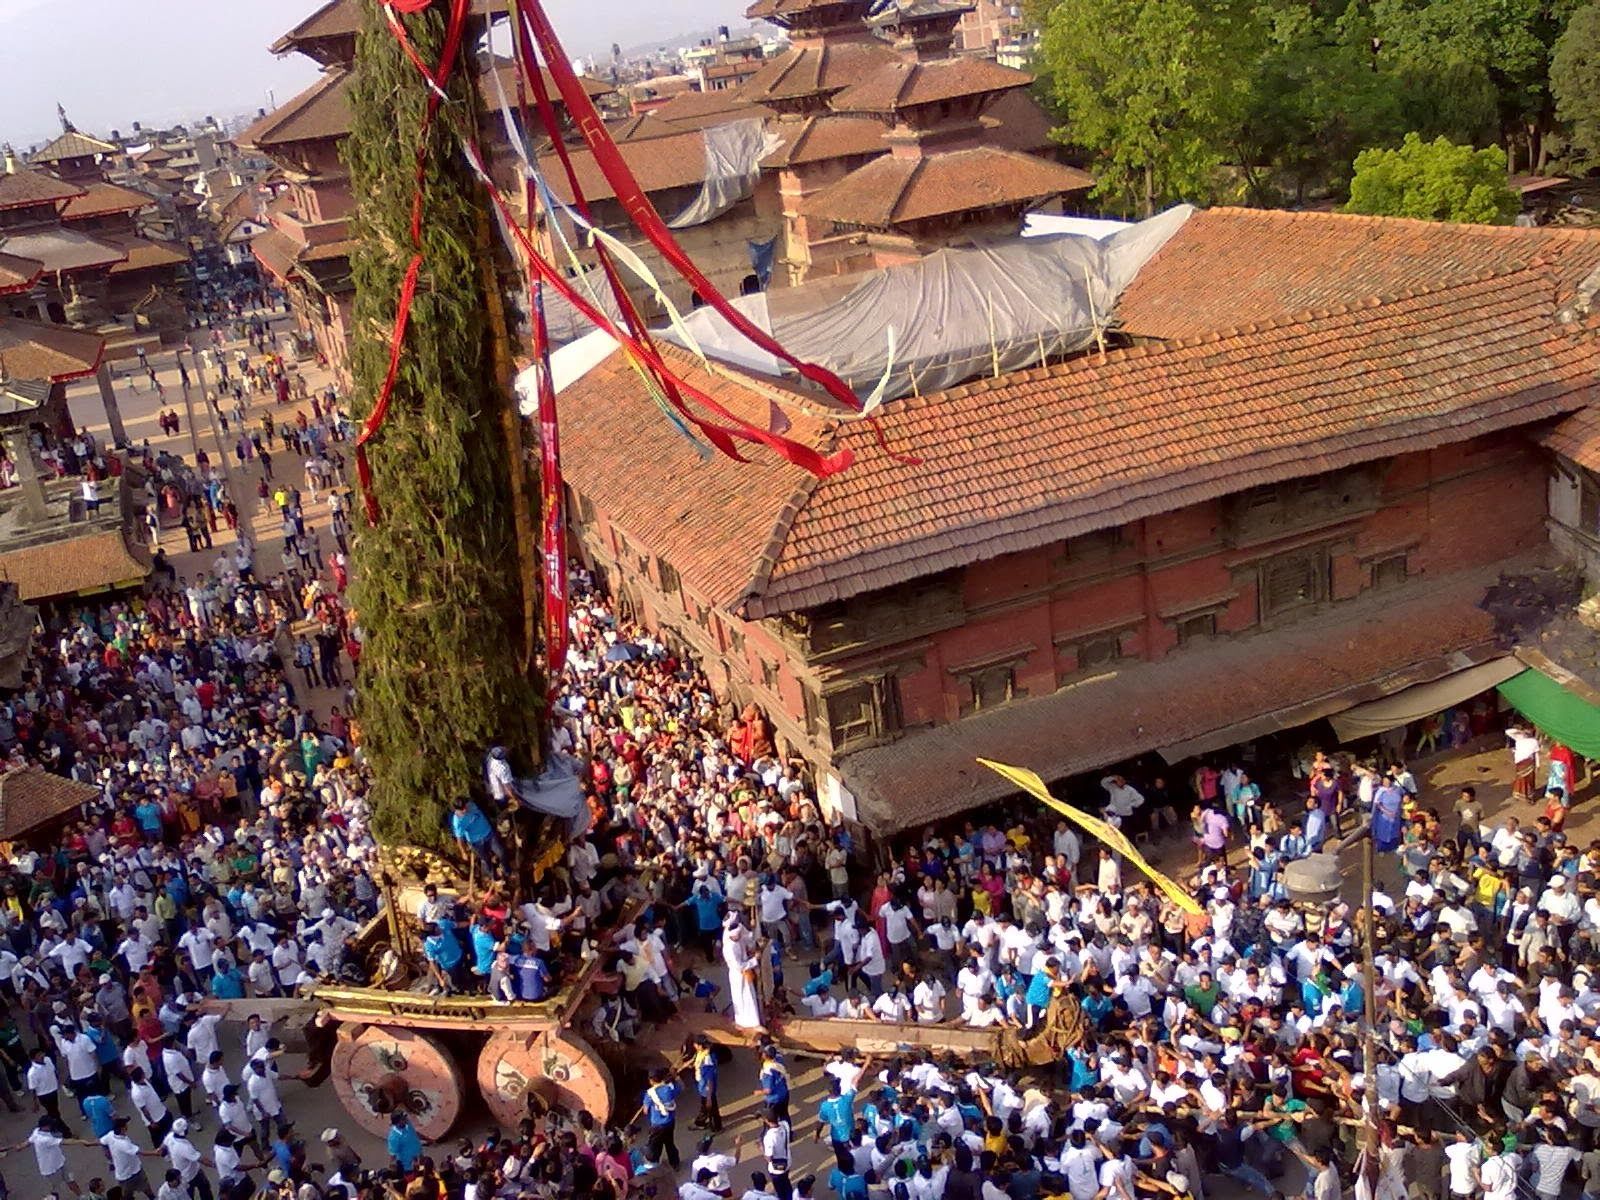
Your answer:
[330,1024,465,1141]
[476,1027,615,1129]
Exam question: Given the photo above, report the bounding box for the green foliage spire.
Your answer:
[343,0,539,849]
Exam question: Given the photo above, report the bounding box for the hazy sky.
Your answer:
[0,0,751,148]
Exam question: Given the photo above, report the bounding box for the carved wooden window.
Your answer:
[1371,556,1408,592]
[1076,636,1120,671]
[1176,612,1216,645]
[1259,548,1329,620]
[802,683,823,736]
[969,666,1016,712]
[826,677,900,748]
[656,558,680,597]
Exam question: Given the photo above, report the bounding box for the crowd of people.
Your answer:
[0,294,1595,1200]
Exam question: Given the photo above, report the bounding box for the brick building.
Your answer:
[555,208,1600,835]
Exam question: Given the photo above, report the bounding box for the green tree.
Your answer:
[343,1,540,848]
[1369,0,1580,170]
[1233,2,1406,204]
[1344,132,1520,222]
[1029,0,1262,215]
[1552,2,1600,163]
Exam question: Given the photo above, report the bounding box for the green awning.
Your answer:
[1497,668,1600,759]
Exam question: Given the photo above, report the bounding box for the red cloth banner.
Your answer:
[519,4,865,418]
[530,282,569,701]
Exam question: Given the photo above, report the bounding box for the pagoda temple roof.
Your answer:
[830,56,1034,114]
[29,130,117,164]
[800,146,1092,229]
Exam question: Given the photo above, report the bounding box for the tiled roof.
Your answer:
[746,0,873,20]
[1118,206,1600,340]
[648,88,769,128]
[29,130,117,164]
[560,262,1598,621]
[840,568,1504,831]
[0,167,83,212]
[59,180,155,220]
[740,42,899,105]
[272,0,508,51]
[0,525,150,603]
[761,114,887,167]
[1540,406,1600,472]
[558,345,834,608]
[102,233,189,273]
[539,129,711,204]
[0,767,98,841]
[0,317,105,381]
[133,146,173,164]
[238,69,352,150]
[801,147,1092,228]
[830,57,1032,113]
[480,58,615,103]
[757,266,1595,615]
[981,89,1059,155]
[250,228,304,282]
[0,228,125,274]
[0,252,42,295]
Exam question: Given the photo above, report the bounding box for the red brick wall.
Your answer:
[569,439,1546,765]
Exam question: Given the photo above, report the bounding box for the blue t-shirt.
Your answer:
[387,1123,422,1170]
[829,1167,869,1200]
[211,969,245,999]
[1025,971,1054,1008]
[424,925,463,971]
[134,801,162,834]
[644,1082,678,1126]
[516,955,550,1001]
[450,804,491,845]
[818,1093,854,1144]
[691,893,722,932]
[760,1062,789,1103]
[803,968,835,998]
[471,924,497,974]
[82,1092,115,1136]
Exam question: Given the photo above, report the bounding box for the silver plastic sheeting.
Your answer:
[512,757,591,839]
[668,118,783,229]
[539,262,627,345]
[663,204,1195,401]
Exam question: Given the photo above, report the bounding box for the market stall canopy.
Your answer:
[1497,664,1600,760]
[1328,655,1524,743]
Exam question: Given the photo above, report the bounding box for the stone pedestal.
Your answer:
[95,362,128,447]
[3,427,48,526]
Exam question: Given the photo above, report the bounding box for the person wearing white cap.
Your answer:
[159,1118,209,1200]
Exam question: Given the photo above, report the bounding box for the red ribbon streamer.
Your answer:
[531,283,569,703]
[509,3,694,431]
[383,0,435,11]
[471,158,852,478]
[519,4,865,417]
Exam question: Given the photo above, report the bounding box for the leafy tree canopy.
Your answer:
[1552,2,1600,164]
[1344,132,1520,223]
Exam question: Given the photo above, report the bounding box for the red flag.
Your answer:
[530,282,569,701]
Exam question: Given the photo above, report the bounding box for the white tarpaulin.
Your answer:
[1328,657,1524,743]
[661,204,1194,402]
[668,118,782,229]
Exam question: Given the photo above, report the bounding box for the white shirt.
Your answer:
[246,1068,282,1117]
[26,1057,59,1096]
[855,929,886,976]
[1444,1140,1480,1194]
[30,1127,66,1175]
[102,1130,147,1182]
[758,886,793,924]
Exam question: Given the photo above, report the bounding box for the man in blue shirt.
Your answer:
[813,1076,854,1153]
[690,1034,721,1132]
[82,1089,115,1137]
[642,1066,680,1169]
[211,961,246,1000]
[422,922,464,994]
[514,951,550,1002]
[387,1112,422,1171]
[450,798,504,875]
[758,1044,790,1122]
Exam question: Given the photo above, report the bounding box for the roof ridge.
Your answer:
[1204,204,1600,242]
[739,472,826,610]
[919,260,1566,398]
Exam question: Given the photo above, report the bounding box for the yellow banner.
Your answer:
[977,758,1204,915]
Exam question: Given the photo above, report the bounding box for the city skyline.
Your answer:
[0,0,752,148]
